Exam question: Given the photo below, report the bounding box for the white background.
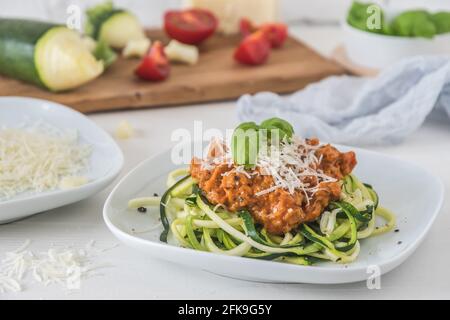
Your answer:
[1,0,351,24]
[1,0,450,300]
[2,0,450,26]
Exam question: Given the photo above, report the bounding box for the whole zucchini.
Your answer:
[85,1,146,49]
[0,19,104,92]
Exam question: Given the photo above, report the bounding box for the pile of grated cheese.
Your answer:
[255,136,337,202]
[0,124,92,200]
[0,240,116,294]
[204,136,337,203]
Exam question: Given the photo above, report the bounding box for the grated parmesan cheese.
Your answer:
[0,124,91,201]
[255,136,337,202]
[0,240,116,294]
[222,165,252,179]
[59,176,89,190]
[201,137,233,170]
[115,120,134,140]
[203,136,337,202]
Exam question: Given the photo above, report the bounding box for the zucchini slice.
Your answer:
[239,210,303,249]
[85,1,146,49]
[160,175,193,243]
[0,19,103,92]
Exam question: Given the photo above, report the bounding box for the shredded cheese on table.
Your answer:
[0,240,117,294]
[115,120,134,140]
[0,125,91,201]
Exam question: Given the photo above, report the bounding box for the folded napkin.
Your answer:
[237,56,450,145]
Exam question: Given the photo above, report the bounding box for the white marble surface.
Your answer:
[1,25,450,300]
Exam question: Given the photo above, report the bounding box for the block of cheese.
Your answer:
[184,0,279,34]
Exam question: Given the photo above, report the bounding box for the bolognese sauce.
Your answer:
[190,138,357,235]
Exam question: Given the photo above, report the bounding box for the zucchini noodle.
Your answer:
[128,170,396,266]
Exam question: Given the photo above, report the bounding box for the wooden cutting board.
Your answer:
[0,30,346,113]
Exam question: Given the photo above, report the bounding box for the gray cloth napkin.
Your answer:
[237,56,450,145]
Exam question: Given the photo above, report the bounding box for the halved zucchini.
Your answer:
[0,19,103,92]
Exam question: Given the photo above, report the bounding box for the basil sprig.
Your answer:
[231,117,294,168]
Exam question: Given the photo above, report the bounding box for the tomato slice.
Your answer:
[234,31,271,66]
[164,9,218,45]
[135,41,170,81]
[260,23,288,48]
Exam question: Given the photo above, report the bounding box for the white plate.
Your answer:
[103,144,443,284]
[0,97,124,223]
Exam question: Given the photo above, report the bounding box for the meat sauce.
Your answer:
[190,139,357,235]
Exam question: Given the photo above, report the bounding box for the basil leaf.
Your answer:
[231,122,260,168]
[260,117,294,142]
[347,1,387,35]
[391,10,436,38]
[431,12,450,35]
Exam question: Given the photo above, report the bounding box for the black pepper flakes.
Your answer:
[395,229,400,233]
[153,193,159,197]
[138,207,147,213]
[397,241,403,245]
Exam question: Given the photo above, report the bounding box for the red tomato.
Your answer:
[234,31,271,66]
[164,9,218,45]
[239,18,256,38]
[260,23,288,48]
[135,41,170,81]
[239,19,288,48]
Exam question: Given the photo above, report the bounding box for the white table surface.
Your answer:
[1,26,450,300]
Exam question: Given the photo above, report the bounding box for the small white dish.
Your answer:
[103,144,443,284]
[0,97,124,223]
[343,21,450,69]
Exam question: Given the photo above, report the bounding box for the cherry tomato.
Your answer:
[239,18,256,38]
[260,23,288,48]
[164,9,218,45]
[135,41,170,81]
[239,19,288,48]
[234,31,271,66]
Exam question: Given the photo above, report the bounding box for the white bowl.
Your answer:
[0,97,124,223]
[103,143,444,284]
[343,21,450,69]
